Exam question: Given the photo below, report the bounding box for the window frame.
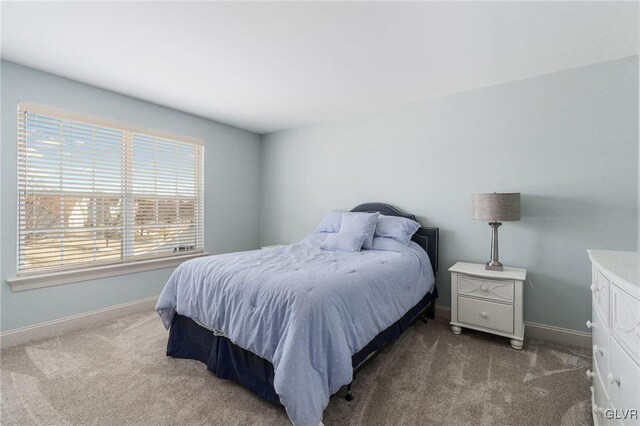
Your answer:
[8,102,207,291]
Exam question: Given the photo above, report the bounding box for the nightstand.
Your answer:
[449,262,527,349]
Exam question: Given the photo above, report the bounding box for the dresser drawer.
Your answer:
[458,297,514,334]
[610,285,640,363]
[608,337,640,425]
[457,275,514,303]
[591,386,601,426]
[592,372,611,425]
[593,301,610,386]
[593,267,610,324]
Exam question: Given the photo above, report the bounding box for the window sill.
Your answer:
[6,253,209,292]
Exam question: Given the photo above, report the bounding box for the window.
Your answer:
[17,103,203,276]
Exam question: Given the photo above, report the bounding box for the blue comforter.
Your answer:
[156,234,435,426]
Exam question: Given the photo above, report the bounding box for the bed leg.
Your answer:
[345,383,354,401]
[426,302,435,320]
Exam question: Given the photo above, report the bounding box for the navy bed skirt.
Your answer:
[166,288,437,405]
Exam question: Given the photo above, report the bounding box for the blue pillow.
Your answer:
[320,232,367,252]
[374,215,421,246]
[315,210,342,233]
[340,212,379,250]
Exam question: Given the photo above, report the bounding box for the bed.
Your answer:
[156,203,439,426]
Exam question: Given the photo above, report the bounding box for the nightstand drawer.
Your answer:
[458,297,514,334]
[457,275,514,303]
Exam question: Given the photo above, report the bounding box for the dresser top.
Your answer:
[588,250,639,289]
[449,262,527,281]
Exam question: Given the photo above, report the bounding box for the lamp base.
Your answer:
[485,260,503,271]
[486,221,503,271]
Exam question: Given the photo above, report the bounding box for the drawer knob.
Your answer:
[480,283,489,293]
[593,345,603,356]
[590,284,595,292]
[586,320,594,329]
[480,311,488,318]
[586,370,595,379]
[607,372,621,386]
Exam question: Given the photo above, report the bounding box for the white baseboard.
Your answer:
[1,298,590,350]
[0,296,159,349]
[523,322,591,349]
[434,305,591,349]
[434,304,452,320]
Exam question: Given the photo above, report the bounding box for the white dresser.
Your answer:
[587,250,640,425]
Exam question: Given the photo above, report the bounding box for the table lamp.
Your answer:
[472,193,520,271]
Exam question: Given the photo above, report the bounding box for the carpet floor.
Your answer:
[1,311,593,425]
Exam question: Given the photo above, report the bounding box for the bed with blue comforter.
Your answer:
[156,223,436,426]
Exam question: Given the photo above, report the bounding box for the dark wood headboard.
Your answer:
[350,203,439,273]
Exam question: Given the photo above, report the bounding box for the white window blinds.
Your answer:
[17,103,203,274]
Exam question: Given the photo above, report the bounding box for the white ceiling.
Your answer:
[2,2,638,134]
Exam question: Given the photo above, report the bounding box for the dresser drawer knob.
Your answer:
[586,320,594,329]
[607,372,621,386]
[593,345,604,356]
[480,311,488,318]
[590,284,595,292]
[592,403,604,414]
[586,370,595,379]
[480,283,489,293]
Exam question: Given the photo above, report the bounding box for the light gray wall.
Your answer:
[2,57,637,335]
[260,56,639,333]
[0,61,262,332]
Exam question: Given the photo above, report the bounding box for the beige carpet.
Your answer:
[1,311,592,425]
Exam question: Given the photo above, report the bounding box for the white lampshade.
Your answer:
[472,193,521,222]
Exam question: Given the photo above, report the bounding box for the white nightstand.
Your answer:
[449,262,527,349]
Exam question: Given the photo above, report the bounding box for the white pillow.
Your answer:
[320,232,367,252]
[340,212,379,250]
[314,210,342,233]
[374,215,421,246]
